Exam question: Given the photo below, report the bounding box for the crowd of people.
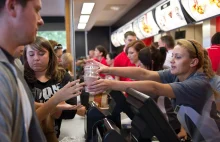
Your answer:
[0,0,220,142]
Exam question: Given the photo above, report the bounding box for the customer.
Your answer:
[24,36,82,141]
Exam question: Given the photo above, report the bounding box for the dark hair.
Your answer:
[95,45,108,57]
[24,36,65,83]
[63,49,67,54]
[0,0,28,11]
[151,46,166,71]
[138,46,166,71]
[126,40,146,54]
[211,32,220,45]
[151,42,159,49]
[160,35,175,49]
[107,52,117,60]
[138,48,152,70]
[124,31,136,39]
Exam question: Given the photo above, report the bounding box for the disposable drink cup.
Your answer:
[84,76,99,93]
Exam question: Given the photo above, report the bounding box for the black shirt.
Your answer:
[28,72,77,137]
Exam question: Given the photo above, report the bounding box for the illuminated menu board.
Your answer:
[155,0,187,31]
[123,23,134,33]
[181,0,220,22]
[116,28,125,46]
[138,11,160,38]
[111,32,121,47]
[133,19,145,40]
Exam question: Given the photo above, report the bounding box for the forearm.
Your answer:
[36,96,59,122]
[109,67,156,81]
[110,80,174,98]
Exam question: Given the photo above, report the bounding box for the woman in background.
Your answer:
[106,52,117,67]
[49,40,63,65]
[126,40,146,67]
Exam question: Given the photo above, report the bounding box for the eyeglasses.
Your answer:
[54,44,63,50]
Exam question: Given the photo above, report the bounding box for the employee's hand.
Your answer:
[88,79,112,95]
[86,59,110,74]
[177,127,187,140]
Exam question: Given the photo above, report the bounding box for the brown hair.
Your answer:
[126,40,146,54]
[124,31,136,39]
[61,53,73,69]
[160,35,175,49]
[95,45,108,58]
[24,36,65,83]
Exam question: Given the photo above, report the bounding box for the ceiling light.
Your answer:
[81,3,95,14]
[79,15,90,23]
[110,6,120,11]
[78,23,86,29]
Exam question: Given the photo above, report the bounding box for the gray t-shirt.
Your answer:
[158,69,212,114]
[158,69,220,141]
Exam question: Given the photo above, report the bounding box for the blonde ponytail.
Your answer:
[203,49,215,79]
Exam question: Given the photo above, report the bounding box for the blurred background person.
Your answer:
[208,32,220,75]
[88,49,95,59]
[158,35,175,69]
[106,52,117,67]
[114,31,137,81]
[94,45,108,66]
[49,40,63,65]
[61,52,74,77]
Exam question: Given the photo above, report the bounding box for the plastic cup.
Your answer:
[84,75,99,93]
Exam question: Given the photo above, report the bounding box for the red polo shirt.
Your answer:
[94,57,108,78]
[114,51,135,81]
[208,45,220,72]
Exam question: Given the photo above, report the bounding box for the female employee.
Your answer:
[87,39,220,141]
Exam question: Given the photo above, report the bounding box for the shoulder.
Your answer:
[171,72,212,97]
[114,52,124,61]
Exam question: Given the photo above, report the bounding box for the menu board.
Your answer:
[138,11,160,38]
[123,23,134,33]
[111,32,121,47]
[132,19,145,40]
[181,0,220,22]
[155,0,187,31]
[116,28,125,45]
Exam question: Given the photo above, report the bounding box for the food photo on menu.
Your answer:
[132,19,145,40]
[155,0,187,31]
[138,11,160,38]
[181,0,220,21]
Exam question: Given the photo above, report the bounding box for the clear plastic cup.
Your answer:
[84,62,99,93]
